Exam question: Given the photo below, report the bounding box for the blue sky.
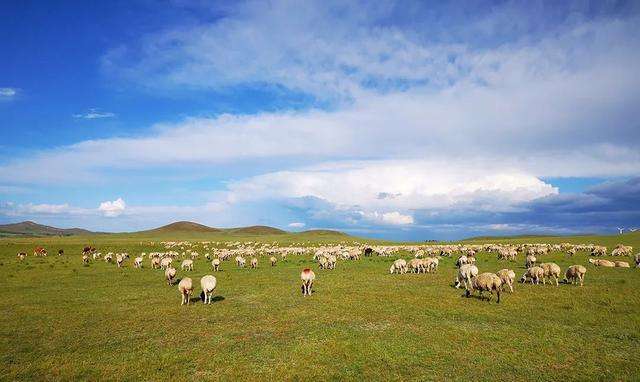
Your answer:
[1,0,639,240]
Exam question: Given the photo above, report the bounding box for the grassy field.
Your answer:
[1,231,639,381]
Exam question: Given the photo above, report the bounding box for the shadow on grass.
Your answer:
[196,292,225,304]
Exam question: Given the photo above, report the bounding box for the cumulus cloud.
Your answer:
[73,108,116,119]
[0,87,18,100]
[98,198,126,217]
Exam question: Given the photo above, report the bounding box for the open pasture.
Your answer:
[1,232,640,381]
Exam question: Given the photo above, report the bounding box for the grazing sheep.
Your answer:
[151,257,161,269]
[540,262,562,286]
[181,259,194,271]
[58,249,64,256]
[200,275,217,304]
[525,255,537,269]
[160,257,172,270]
[327,255,337,269]
[319,256,329,270]
[408,258,424,273]
[82,254,89,264]
[424,257,439,273]
[270,256,277,266]
[468,273,502,303]
[564,265,587,286]
[566,248,576,257]
[591,246,607,256]
[520,266,544,284]
[134,257,143,268]
[251,258,258,269]
[211,258,221,271]
[588,258,615,267]
[116,254,127,268]
[390,259,408,274]
[165,267,177,286]
[236,256,246,268]
[301,268,315,296]
[635,253,640,268]
[104,253,113,263]
[178,277,193,305]
[17,252,26,261]
[496,269,516,292]
[615,261,630,268]
[454,264,478,291]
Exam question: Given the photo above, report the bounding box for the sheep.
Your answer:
[211,258,221,271]
[454,264,478,291]
[104,253,113,263]
[540,262,562,286]
[564,265,587,286]
[82,254,90,264]
[591,246,607,256]
[134,256,143,268]
[151,257,161,269]
[390,259,408,274]
[178,277,193,305]
[116,254,127,268]
[160,257,172,270]
[520,266,544,284]
[17,252,26,261]
[327,255,337,270]
[588,258,615,267]
[200,275,217,304]
[525,255,536,269]
[455,255,468,268]
[408,258,423,273]
[319,256,329,270]
[251,258,258,269]
[635,253,640,268]
[496,269,516,292]
[615,261,630,268]
[165,267,177,286]
[566,248,576,257]
[301,268,315,296]
[181,259,194,271]
[468,273,502,303]
[424,257,439,273]
[270,256,277,266]
[236,256,246,268]
[58,249,64,256]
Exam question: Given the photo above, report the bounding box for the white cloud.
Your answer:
[73,108,116,119]
[288,222,306,228]
[0,87,17,100]
[98,198,126,217]
[359,211,414,226]
[0,202,91,216]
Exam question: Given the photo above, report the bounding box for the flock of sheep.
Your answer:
[16,240,639,305]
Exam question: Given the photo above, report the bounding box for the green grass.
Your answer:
[1,232,639,381]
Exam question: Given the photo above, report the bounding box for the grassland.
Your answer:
[1,231,639,381]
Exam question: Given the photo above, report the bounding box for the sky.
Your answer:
[1,0,639,240]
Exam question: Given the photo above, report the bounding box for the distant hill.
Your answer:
[143,221,222,233]
[462,233,596,241]
[301,229,347,236]
[225,225,286,235]
[0,221,95,237]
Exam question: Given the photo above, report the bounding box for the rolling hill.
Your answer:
[142,221,222,234]
[0,221,95,237]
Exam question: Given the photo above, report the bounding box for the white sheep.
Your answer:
[454,264,478,291]
[540,262,562,286]
[251,258,258,269]
[165,267,177,286]
[211,258,221,271]
[160,257,172,270]
[270,256,277,266]
[181,259,194,271]
[178,277,193,305]
[390,259,408,274]
[520,266,544,284]
[564,265,587,286]
[301,268,315,296]
[82,254,90,264]
[588,258,615,267]
[496,269,516,293]
[134,257,143,268]
[525,255,536,269]
[468,273,502,303]
[151,257,161,269]
[200,275,217,304]
[615,261,630,268]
